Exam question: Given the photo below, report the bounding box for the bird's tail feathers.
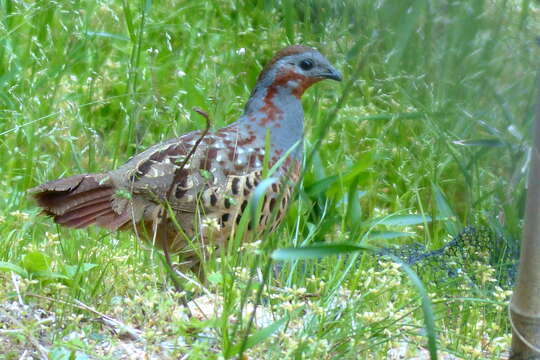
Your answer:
[29,174,129,230]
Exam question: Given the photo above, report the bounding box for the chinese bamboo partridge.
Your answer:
[30,45,342,269]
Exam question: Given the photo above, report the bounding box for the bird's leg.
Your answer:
[163,235,192,316]
[198,217,208,266]
[194,220,209,282]
[154,206,191,313]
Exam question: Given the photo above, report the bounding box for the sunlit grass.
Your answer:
[0,0,539,358]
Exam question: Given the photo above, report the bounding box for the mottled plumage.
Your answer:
[30,45,341,269]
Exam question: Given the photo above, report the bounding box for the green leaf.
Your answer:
[365,231,416,241]
[234,316,288,355]
[62,263,98,279]
[337,153,374,186]
[21,251,51,273]
[73,352,91,360]
[372,214,432,227]
[121,0,136,42]
[250,177,278,218]
[361,112,426,121]
[310,150,326,180]
[345,178,363,228]
[34,271,70,281]
[115,189,132,200]
[49,347,90,360]
[305,175,339,197]
[199,169,212,180]
[307,153,373,198]
[79,263,98,273]
[272,243,374,261]
[268,141,300,177]
[85,31,129,41]
[0,261,28,277]
[388,0,426,69]
[384,255,438,359]
[49,347,71,360]
[346,37,365,60]
[283,0,296,43]
[452,139,505,147]
[207,272,223,285]
[432,184,459,237]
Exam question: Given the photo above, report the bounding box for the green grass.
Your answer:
[1,0,539,358]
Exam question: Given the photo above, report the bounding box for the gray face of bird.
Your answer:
[254,48,342,96]
[245,46,342,116]
[277,51,343,82]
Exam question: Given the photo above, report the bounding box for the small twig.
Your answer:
[19,349,28,360]
[11,272,24,306]
[25,293,141,341]
[73,299,142,340]
[165,107,212,200]
[160,107,212,313]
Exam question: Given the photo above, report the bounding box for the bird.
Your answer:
[29,45,342,272]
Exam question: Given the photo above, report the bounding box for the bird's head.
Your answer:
[255,45,342,98]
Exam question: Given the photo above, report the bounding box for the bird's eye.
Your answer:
[299,59,314,71]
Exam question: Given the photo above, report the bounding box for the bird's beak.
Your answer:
[320,65,342,81]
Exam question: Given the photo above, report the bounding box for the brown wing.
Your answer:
[109,126,267,216]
